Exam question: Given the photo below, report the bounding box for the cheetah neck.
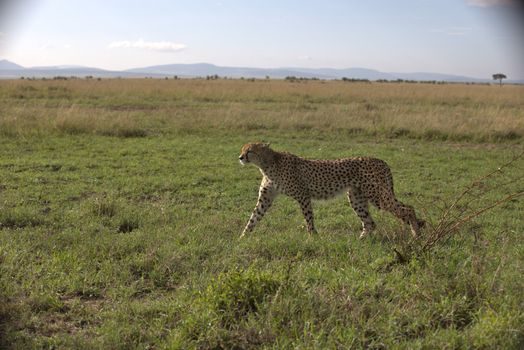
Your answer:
[254,148,279,170]
[257,151,289,180]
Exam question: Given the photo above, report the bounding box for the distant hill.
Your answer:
[0,59,24,70]
[1,59,522,83]
[390,71,485,82]
[125,63,331,79]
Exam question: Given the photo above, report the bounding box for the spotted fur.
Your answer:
[239,142,424,238]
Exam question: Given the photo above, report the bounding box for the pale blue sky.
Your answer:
[0,0,523,78]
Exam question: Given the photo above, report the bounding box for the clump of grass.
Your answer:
[0,207,46,229]
[202,268,281,326]
[467,308,524,349]
[28,293,68,313]
[174,268,281,348]
[54,108,149,138]
[489,130,521,142]
[117,217,140,233]
[100,126,148,138]
[92,196,118,217]
[116,209,142,233]
[91,196,142,233]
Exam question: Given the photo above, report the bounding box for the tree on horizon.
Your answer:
[492,73,507,87]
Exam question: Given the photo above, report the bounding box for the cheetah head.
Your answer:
[239,142,271,166]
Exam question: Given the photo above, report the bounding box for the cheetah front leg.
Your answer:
[297,197,317,235]
[240,178,276,237]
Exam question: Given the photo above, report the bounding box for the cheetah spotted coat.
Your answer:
[239,142,424,238]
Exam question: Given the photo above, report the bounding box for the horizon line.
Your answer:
[1,58,521,81]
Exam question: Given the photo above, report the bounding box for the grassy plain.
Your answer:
[0,79,523,349]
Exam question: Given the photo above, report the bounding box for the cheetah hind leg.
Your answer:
[347,189,376,239]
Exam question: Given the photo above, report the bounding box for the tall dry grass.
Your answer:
[0,78,523,141]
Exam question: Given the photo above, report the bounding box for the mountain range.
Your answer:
[1,59,522,83]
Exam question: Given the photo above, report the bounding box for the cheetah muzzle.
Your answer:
[239,142,424,239]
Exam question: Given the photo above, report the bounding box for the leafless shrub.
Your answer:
[394,151,523,262]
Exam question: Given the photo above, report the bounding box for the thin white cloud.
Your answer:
[37,43,73,51]
[108,39,187,52]
[431,26,472,36]
[40,43,55,50]
[298,55,312,61]
[466,0,517,7]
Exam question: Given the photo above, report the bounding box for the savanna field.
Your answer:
[0,79,523,349]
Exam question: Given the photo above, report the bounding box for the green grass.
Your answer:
[0,79,523,349]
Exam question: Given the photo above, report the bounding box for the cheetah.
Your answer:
[239,142,425,238]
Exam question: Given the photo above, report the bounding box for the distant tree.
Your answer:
[492,73,507,86]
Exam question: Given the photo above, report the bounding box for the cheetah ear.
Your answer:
[264,141,271,147]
